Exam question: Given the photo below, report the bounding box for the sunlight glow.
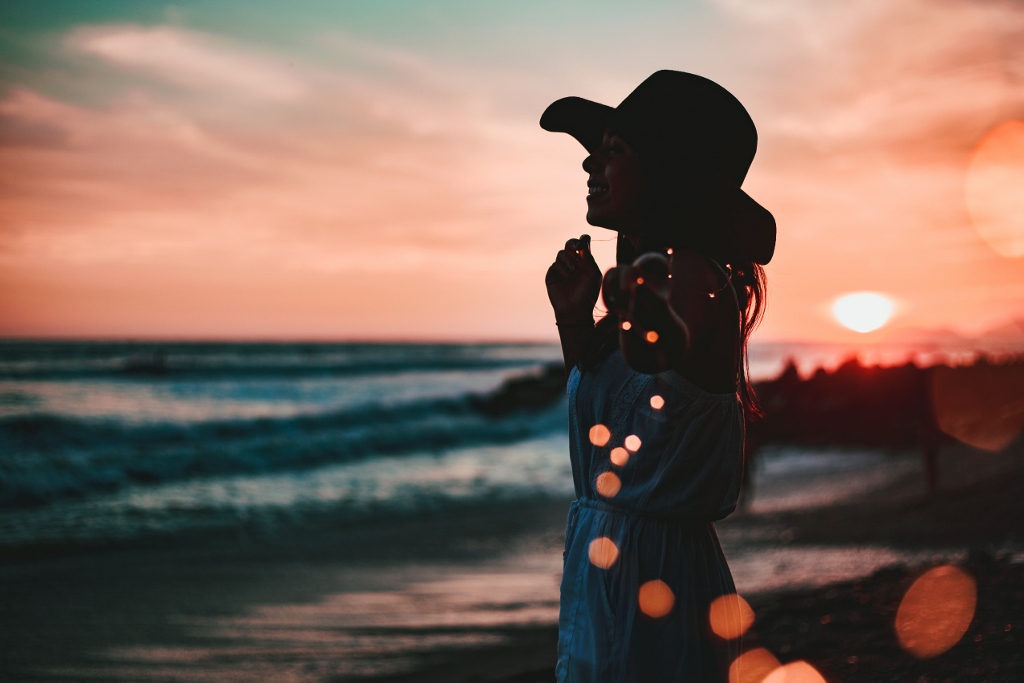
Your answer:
[896,565,977,659]
[831,292,894,333]
[966,120,1024,257]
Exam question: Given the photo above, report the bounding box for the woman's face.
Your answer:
[583,129,643,234]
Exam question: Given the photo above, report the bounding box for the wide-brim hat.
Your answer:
[540,70,776,265]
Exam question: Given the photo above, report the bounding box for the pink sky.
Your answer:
[1,0,1023,343]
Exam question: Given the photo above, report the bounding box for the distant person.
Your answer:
[541,71,775,681]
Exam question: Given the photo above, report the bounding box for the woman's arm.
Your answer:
[545,235,602,374]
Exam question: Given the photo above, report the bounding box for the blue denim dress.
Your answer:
[557,351,743,682]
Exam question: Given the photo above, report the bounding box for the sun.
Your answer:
[832,292,894,333]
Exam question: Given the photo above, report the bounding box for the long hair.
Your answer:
[576,152,768,419]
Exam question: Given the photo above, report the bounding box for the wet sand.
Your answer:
[2,440,1023,682]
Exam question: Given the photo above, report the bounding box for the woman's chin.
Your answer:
[585,211,619,230]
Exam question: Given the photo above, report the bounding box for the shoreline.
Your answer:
[2,440,1023,682]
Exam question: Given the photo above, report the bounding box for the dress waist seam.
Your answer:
[574,497,713,529]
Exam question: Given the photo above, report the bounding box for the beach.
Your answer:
[3,440,1022,681]
[2,341,1023,682]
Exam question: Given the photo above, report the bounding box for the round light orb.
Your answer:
[832,292,894,333]
[709,593,755,640]
[896,565,977,659]
[595,471,621,498]
[966,120,1024,257]
[588,424,611,447]
[610,447,630,467]
[588,537,619,569]
[638,580,675,618]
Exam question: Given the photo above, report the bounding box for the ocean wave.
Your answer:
[0,435,575,550]
[0,392,568,510]
[0,342,557,380]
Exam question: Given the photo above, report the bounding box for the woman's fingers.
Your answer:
[545,260,572,285]
[556,249,579,272]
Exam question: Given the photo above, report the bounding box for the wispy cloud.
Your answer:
[2,5,1024,340]
[69,25,307,101]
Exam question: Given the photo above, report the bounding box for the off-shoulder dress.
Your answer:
[557,349,744,682]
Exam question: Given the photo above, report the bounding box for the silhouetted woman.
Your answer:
[541,71,776,681]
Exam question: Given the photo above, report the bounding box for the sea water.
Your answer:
[0,341,574,547]
[1,340,974,681]
[0,339,962,548]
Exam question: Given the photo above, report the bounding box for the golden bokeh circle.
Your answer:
[709,593,755,640]
[595,471,621,498]
[966,120,1024,257]
[588,537,619,569]
[895,565,977,659]
[589,424,611,447]
[638,579,675,618]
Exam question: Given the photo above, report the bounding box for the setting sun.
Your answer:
[832,292,895,333]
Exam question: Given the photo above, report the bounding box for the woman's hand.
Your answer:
[602,252,691,374]
[545,235,601,324]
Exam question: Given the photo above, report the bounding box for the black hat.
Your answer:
[540,70,776,265]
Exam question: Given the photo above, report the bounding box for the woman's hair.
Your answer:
[576,150,767,419]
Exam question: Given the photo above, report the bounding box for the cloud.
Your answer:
[4,8,1024,340]
[719,0,1024,155]
[69,25,306,101]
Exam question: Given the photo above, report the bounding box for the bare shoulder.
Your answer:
[667,248,733,348]
[667,249,721,291]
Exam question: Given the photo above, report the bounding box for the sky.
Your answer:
[1,0,1023,343]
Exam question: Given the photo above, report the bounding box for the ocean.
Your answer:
[0,339,965,549]
[0,340,983,681]
[0,341,578,547]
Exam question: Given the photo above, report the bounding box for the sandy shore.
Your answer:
[2,439,1022,682]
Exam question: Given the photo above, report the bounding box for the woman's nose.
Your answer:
[582,152,600,173]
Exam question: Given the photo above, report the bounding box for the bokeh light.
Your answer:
[729,648,781,683]
[595,471,621,498]
[624,435,642,452]
[831,292,894,333]
[931,363,1024,451]
[761,661,827,683]
[895,565,977,659]
[622,321,632,331]
[650,394,665,410]
[610,447,630,467]
[589,424,611,447]
[588,537,619,570]
[966,120,1024,257]
[645,330,659,343]
[709,593,755,640]
[638,580,675,618]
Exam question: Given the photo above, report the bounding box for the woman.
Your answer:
[541,71,776,681]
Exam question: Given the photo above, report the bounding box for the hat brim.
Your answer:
[539,96,776,265]
[539,97,617,153]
